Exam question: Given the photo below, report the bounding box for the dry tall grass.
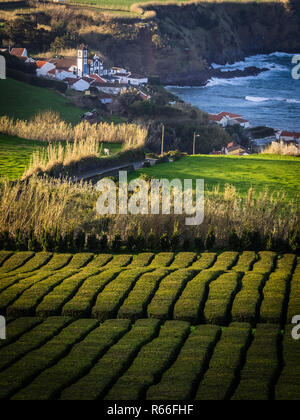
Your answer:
[0,177,298,248]
[0,112,148,147]
[262,141,300,156]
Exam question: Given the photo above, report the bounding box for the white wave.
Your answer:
[269,51,297,58]
[287,99,300,104]
[246,96,269,103]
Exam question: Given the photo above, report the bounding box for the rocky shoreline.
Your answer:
[161,66,269,87]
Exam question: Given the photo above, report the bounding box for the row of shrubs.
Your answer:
[1,225,299,254]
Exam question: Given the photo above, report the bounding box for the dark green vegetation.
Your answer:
[132,154,300,198]
[0,250,299,400]
[0,79,83,123]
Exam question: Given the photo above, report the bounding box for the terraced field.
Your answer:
[0,250,299,400]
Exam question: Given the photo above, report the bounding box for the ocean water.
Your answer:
[166,52,300,131]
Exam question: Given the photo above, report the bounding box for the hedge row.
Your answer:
[0,251,13,267]
[0,317,72,374]
[287,259,300,323]
[173,270,223,323]
[13,319,132,401]
[275,326,300,401]
[117,269,170,321]
[6,271,78,318]
[0,319,97,400]
[259,271,291,324]
[61,319,161,401]
[232,251,257,272]
[62,270,120,318]
[104,254,132,269]
[104,321,190,400]
[35,270,100,318]
[204,272,242,325]
[11,252,53,274]
[169,252,197,269]
[231,273,266,325]
[65,253,94,270]
[275,254,296,274]
[128,253,154,268]
[209,252,239,271]
[147,325,221,400]
[195,323,252,400]
[147,270,197,320]
[0,272,37,294]
[0,252,35,273]
[252,251,277,274]
[232,324,280,400]
[0,271,56,314]
[0,317,42,351]
[149,252,175,268]
[191,253,216,270]
[41,253,73,271]
[91,269,149,321]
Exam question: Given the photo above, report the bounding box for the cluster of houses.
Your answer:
[208,112,251,129]
[4,45,150,104]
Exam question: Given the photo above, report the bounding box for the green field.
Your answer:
[0,134,124,180]
[132,154,300,198]
[0,79,84,124]
[0,250,298,400]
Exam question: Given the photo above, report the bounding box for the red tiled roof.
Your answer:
[281,131,300,139]
[36,61,48,68]
[89,74,107,84]
[47,68,56,75]
[218,112,242,119]
[209,114,225,122]
[10,48,26,57]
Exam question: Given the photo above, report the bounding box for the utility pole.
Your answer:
[161,124,165,156]
[193,132,200,155]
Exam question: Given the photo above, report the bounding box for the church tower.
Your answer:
[77,45,88,77]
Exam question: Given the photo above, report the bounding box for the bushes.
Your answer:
[209,252,239,271]
[61,319,160,401]
[232,324,280,400]
[204,272,242,325]
[232,251,257,272]
[0,252,35,273]
[275,326,300,401]
[104,254,132,269]
[7,68,67,93]
[252,251,277,274]
[195,323,252,400]
[205,226,216,250]
[104,321,190,400]
[191,253,217,270]
[0,316,72,375]
[118,269,170,321]
[149,252,174,268]
[287,260,300,323]
[231,273,266,324]
[147,270,196,320]
[12,252,53,274]
[13,319,132,401]
[128,253,154,268]
[62,270,119,318]
[35,271,98,317]
[0,319,97,400]
[91,269,148,321]
[0,317,42,351]
[147,325,221,400]
[173,271,222,323]
[259,271,291,324]
[169,252,197,269]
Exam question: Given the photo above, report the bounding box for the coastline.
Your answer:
[161,66,269,87]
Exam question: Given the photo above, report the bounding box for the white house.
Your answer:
[208,114,228,128]
[127,74,148,86]
[66,78,90,92]
[36,61,56,78]
[228,117,251,129]
[277,130,300,144]
[95,83,125,95]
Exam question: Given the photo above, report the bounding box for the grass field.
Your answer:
[131,154,300,198]
[0,134,123,180]
[0,250,298,400]
[0,79,84,124]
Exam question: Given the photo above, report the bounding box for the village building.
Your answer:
[277,130,300,144]
[10,48,28,58]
